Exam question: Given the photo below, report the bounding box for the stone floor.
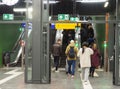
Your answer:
[0,67,119,89]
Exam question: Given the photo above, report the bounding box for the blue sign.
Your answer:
[51,23,55,29]
[21,23,26,28]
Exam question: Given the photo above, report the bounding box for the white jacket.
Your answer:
[77,48,93,68]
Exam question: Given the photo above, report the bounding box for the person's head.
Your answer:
[82,42,88,48]
[70,40,74,44]
[57,39,61,44]
[82,42,88,54]
[87,23,92,29]
[69,40,75,46]
[92,43,97,49]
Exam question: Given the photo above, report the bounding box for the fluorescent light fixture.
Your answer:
[13,8,33,12]
[43,0,59,4]
[24,0,32,3]
[104,1,109,7]
[24,0,59,4]
[14,7,33,19]
[76,0,108,3]
[13,8,27,12]
[13,7,33,19]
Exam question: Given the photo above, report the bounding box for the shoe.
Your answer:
[89,74,91,77]
[52,67,55,71]
[71,75,74,78]
[84,81,88,85]
[55,70,59,72]
[91,74,94,77]
[67,74,71,78]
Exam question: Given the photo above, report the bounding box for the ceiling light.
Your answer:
[0,0,19,6]
[13,8,27,12]
[43,0,59,4]
[24,0,32,3]
[104,1,109,8]
[76,0,108,3]
[13,8,33,12]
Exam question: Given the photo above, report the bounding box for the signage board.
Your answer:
[3,14,14,20]
[55,23,81,29]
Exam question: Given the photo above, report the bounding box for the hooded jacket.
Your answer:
[65,43,78,60]
[77,47,93,67]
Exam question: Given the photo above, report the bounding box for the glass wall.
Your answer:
[24,0,33,83]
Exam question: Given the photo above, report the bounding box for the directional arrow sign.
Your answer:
[3,14,14,20]
[58,14,69,21]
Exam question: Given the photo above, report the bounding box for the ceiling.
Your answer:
[0,0,116,16]
[50,0,116,15]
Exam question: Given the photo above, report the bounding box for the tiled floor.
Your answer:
[0,67,119,89]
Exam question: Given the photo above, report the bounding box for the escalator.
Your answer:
[8,31,25,67]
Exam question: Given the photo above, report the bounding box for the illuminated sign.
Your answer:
[70,17,79,22]
[58,14,69,21]
[3,14,14,20]
[55,23,81,30]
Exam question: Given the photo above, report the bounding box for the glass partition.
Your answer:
[25,22,32,82]
[25,0,33,83]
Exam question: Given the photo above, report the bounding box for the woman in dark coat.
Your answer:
[90,43,100,77]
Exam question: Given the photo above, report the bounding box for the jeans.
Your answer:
[67,60,76,75]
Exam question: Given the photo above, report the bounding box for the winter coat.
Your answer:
[77,48,93,68]
[65,43,78,60]
[91,49,100,67]
[52,43,62,56]
[87,28,94,38]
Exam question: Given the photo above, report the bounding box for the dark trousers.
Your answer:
[54,56,59,71]
[90,66,96,77]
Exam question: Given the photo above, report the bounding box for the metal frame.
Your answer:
[25,0,50,84]
[113,0,120,85]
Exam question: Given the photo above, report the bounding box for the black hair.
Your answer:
[82,42,88,54]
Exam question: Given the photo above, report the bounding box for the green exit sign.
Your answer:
[58,14,69,21]
[70,17,79,22]
[3,14,14,20]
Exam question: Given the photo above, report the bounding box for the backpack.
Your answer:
[68,47,75,58]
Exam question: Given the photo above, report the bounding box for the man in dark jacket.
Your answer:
[80,23,88,44]
[52,39,62,72]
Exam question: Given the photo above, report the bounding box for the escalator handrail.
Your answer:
[12,31,25,51]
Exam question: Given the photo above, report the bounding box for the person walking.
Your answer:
[52,39,62,72]
[80,23,88,45]
[90,43,100,77]
[65,40,78,78]
[87,23,95,46]
[77,42,93,84]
